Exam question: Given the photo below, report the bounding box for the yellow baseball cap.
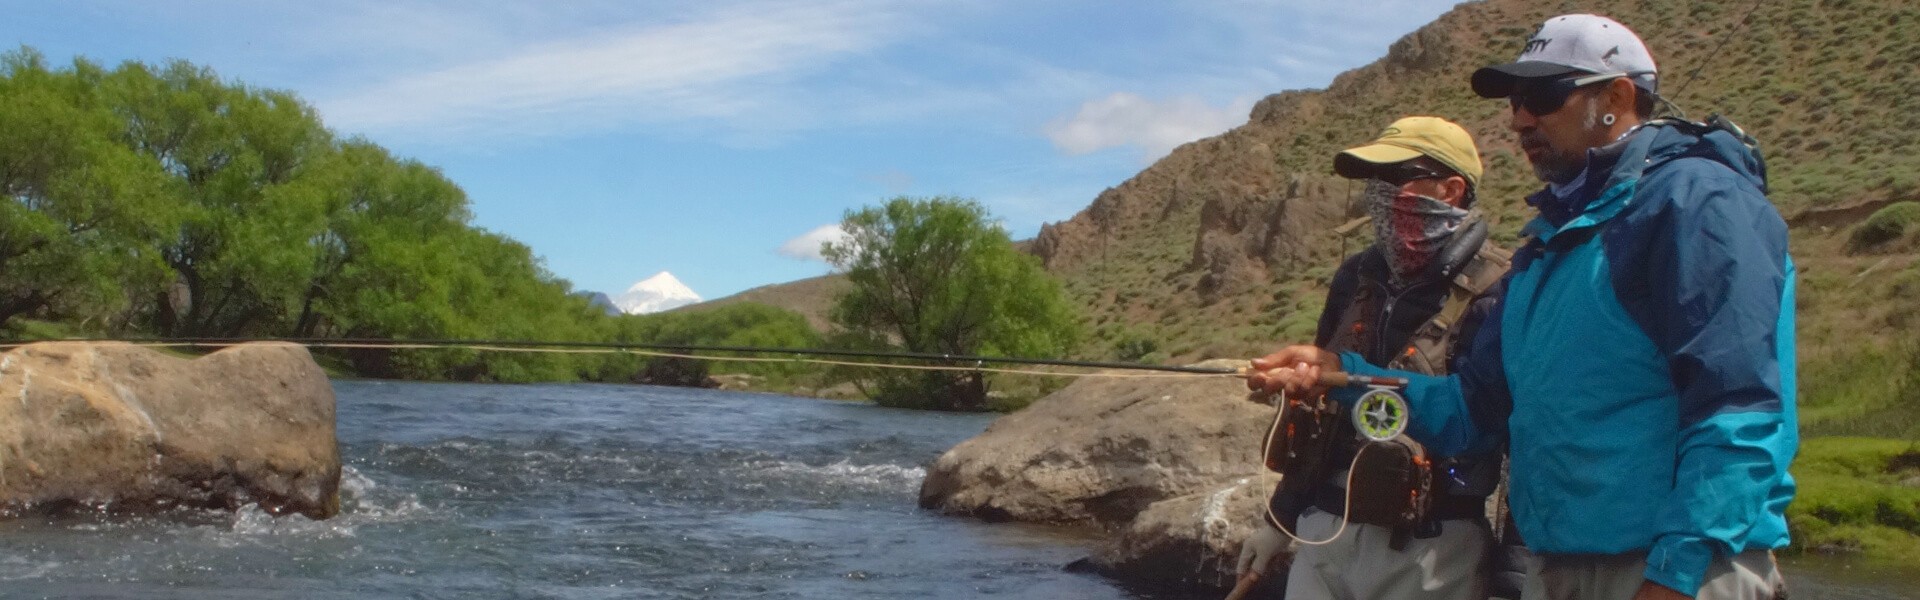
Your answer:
[1332,116,1482,189]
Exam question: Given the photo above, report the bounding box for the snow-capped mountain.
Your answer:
[613,272,702,315]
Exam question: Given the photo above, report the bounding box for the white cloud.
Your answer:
[777,224,849,263]
[863,169,916,193]
[316,0,914,140]
[1043,92,1253,162]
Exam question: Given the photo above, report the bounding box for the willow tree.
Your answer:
[824,196,1079,411]
[0,48,616,382]
[0,50,178,330]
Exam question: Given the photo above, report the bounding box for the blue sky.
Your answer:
[8,0,1463,300]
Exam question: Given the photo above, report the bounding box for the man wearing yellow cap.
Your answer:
[1234,116,1512,600]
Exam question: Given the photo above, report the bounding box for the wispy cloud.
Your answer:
[1042,92,1253,162]
[317,0,915,140]
[303,0,1458,149]
[776,224,848,263]
[863,169,916,194]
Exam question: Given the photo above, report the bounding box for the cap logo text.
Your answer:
[1524,38,1551,54]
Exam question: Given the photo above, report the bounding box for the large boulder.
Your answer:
[1087,474,1284,592]
[918,359,1296,593]
[920,359,1284,591]
[0,342,340,519]
[919,358,1274,522]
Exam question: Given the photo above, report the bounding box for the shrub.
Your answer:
[1847,202,1920,252]
[1112,329,1161,362]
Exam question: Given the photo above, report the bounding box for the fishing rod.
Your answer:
[0,337,1413,386]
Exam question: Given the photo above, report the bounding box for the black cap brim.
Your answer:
[1470,61,1589,98]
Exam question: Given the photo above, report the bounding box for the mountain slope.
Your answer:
[672,274,848,332]
[1032,0,1920,369]
[713,0,1920,438]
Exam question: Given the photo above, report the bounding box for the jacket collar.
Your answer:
[1521,126,1657,243]
[1517,119,1767,245]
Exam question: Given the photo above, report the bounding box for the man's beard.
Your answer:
[1523,96,1606,184]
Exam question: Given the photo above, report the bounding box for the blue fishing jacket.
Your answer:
[1334,121,1797,596]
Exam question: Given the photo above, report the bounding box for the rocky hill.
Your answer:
[1037,0,1919,367]
[672,274,848,332]
[709,0,1920,435]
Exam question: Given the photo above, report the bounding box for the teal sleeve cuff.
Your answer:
[1328,351,1378,407]
[1645,534,1714,597]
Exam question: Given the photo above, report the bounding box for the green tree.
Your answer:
[588,302,823,386]
[3,47,826,387]
[823,196,1079,410]
[0,50,177,330]
[99,57,333,337]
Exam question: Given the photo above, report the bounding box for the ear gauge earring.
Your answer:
[1602,113,1617,126]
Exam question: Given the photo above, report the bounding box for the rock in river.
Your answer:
[0,342,340,519]
[919,358,1283,590]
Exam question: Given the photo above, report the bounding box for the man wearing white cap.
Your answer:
[1247,14,1795,600]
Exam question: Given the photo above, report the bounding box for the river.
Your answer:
[0,382,1910,598]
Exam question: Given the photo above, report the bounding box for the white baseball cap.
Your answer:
[1472,14,1658,98]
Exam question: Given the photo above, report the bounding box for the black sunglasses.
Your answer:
[1508,72,1628,115]
[1373,163,1448,186]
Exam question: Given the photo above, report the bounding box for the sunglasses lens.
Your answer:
[1378,166,1441,186]
[1526,91,1566,115]
[1512,80,1571,115]
[1510,74,1626,115]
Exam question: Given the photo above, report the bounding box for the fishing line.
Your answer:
[1228,388,1378,600]
[1667,0,1767,102]
[1254,389,1372,547]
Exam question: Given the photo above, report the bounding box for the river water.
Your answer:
[0,382,1911,599]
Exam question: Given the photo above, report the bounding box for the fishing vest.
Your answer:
[1325,242,1512,374]
[1262,223,1510,547]
[1333,238,1510,539]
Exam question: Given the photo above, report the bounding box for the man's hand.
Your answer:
[1246,345,1340,398]
[1235,523,1291,579]
[1630,580,1691,600]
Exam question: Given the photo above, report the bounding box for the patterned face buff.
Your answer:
[1365,179,1469,283]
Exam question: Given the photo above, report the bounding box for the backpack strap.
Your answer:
[1393,242,1511,375]
[1432,243,1511,333]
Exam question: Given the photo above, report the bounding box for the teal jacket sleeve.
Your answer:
[1615,165,1799,596]
[1331,299,1513,457]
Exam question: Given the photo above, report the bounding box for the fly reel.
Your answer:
[1352,387,1410,441]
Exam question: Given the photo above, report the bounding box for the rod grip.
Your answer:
[1320,371,1408,389]
[1237,365,1408,389]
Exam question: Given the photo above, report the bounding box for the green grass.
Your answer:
[2,318,86,340]
[1,318,219,362]
[1787,437,1920,563]
[1799,340,1920,439]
